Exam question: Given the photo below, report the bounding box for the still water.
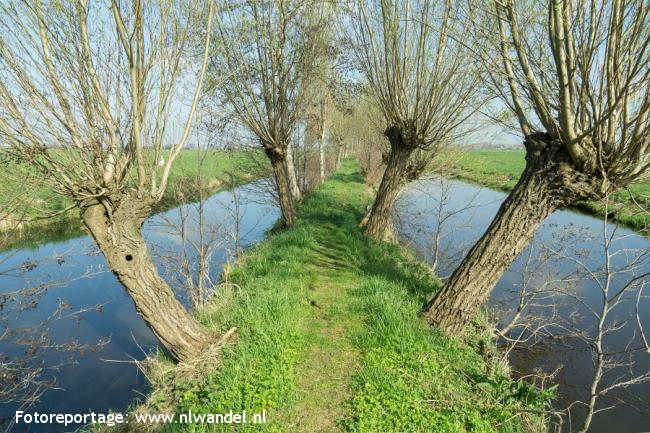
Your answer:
[395,177,650,433]
[2,176,649,433]
[0,181,279,432]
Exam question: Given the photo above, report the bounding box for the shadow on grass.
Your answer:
[294,159,440,306]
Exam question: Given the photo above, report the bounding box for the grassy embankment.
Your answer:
[125,159,550,433]
[0,150,266,251]
[440,149,650,232]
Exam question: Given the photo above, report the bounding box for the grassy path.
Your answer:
[271,173,368,433]
[132,159,548,433]
[439,149,649,232]
[276,274,360,433]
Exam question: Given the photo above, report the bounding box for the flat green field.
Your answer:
[439,149,650,232]
[0,149,267,251]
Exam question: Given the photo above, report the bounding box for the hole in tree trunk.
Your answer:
[125,254,133,262]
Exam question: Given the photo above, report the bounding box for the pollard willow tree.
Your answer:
[424,0,650,334]
[0,0,222,362]
[351,0,481,241]
[211,0,323,226]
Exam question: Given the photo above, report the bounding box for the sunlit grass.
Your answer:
[439,149,649,232]
[131,159,548,433]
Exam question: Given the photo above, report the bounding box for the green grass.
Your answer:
[128,159,549,433]
[0,149,267,251]
[439,149,650,232]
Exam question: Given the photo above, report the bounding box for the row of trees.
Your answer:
[339,0,649,342]
[0,0,348,365]
[1,0,648,381]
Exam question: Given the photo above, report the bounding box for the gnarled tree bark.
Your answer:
[364,126,419,241]
[285,141,302,202]
[266,147,297,227]
[423,133,602,335]
[81,198,218,363]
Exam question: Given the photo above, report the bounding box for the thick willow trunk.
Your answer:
[423,134,600,335]
[268,151,297,227]
[364,134,415,241]
[81,199,218,363]
[285,141,301,201]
